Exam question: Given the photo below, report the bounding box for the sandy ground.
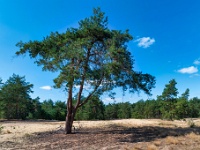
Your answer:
[0,119,200,149]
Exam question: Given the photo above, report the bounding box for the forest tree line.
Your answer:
[0,74,200,121]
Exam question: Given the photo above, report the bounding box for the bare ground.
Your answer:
[0,119,200,150]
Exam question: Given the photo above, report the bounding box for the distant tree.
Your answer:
[75,95,105,120]
[54,101,66,121]
[16,8,155,133]
[175,88,190,119]
[0,77,4,118]
[188,97,200,118]
[131,100,145,118]
[27,97,43,119]
[143,99,159,119]
[117,102,132,119]
[0,78,2,85]
[161,79,178,100]
[41,99,56,120]
[180,88,190,100]
[160,79,178,120]
[39,99,66,120]
[0,74,33,119]
[104,103,119,119]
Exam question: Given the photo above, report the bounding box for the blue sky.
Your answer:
[0,0,200,104]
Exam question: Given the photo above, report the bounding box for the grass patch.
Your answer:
[153,140,161,146]
[185,132,200,141]
[165,136,179,145]
[147,144,158,150]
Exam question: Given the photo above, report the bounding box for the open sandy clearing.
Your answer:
[0,119,200,149]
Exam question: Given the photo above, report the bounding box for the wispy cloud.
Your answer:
[40,86,52,90]
[135,37,155,48]
[194,59,200,65]
[178,66,198,74]
[190,73,200,78]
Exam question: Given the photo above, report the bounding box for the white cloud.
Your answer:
[178,66,198,74]
[194,59,200,65]
[40,86,52,90]
[135,37,155,48]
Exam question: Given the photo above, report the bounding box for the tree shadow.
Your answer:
[117,126,200,143]
[73,124,200,143]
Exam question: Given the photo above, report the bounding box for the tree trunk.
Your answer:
[65,81,75,134]
[65,105,76,134]
[65,111,74,134]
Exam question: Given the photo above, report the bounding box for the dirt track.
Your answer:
[0,119,200,149]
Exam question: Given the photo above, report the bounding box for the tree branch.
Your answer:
[78,77,103,107]
[75,48,91,109]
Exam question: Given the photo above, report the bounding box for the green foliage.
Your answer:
[104,102,132,120]
[104,103,119,119]
[54,101,66,121]
[130,80,200,120]
[0,74,33,119]
[174,97,189,119]
[132,100,145,118]
[16,8,155,96]
[159,79,178,120]
[0,78,4,118]
[39,99,66,120]
[161,79,178,100]
[188,97,200,118]
[0,74,67,121]
[75,95,105,120]
[117,102,132,119]
[41,99,56,120]
[1,75,200,121]
[27,97,43,119]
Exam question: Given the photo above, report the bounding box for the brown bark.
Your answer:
[65,104,77,134]
[65,111,73,134]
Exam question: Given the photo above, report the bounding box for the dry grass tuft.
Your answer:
[147,144,158,150]
[185,132,200,141]
[165,136,179,145]
[153,140,161,146]
[187,119,196,128]
[133,144,143,150]
[4,130,12,134]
